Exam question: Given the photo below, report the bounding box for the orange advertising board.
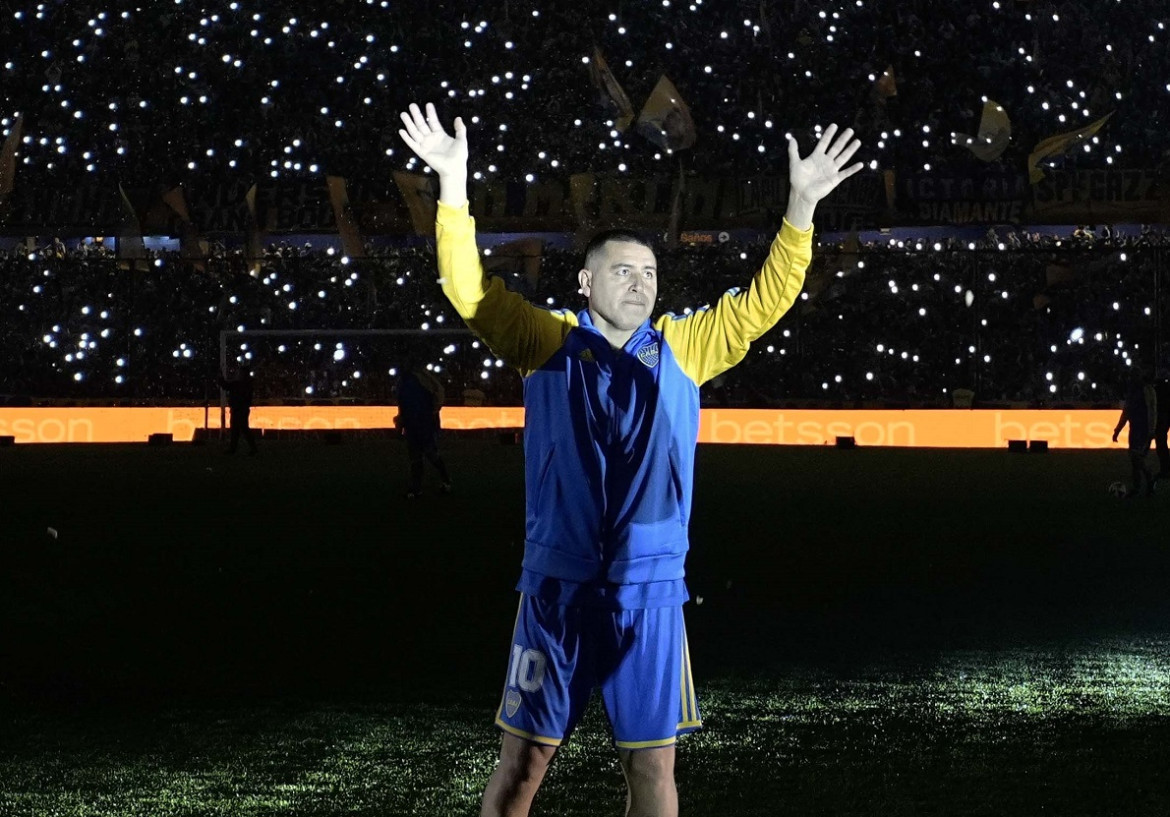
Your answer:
[0,406,1124,448]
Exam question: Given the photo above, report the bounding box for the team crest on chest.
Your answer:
[578,349,595,363]
[636,342,660,368]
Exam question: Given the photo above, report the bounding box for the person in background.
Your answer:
[218,365,258,455]
[1153,369,1170,484]
[396,359,452,499]
[1112,371,1157,497]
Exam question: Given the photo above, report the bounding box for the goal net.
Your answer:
[214,327,519,432]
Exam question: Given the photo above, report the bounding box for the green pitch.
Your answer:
[1,439,1168,815]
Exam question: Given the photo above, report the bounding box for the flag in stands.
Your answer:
[244,183,263,275]
[483,237,544,290]
[326,176,365,259]
[162,185,208,270]
[392,171,439,236]
[873,65,897,101]
[952,100,1012,162]
[1028,112,1114,183]
[0,113,23,200]
[116,183,148,271]
[635,75,696,152]
[588,47,635,132]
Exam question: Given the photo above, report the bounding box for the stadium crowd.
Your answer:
[2,1,1170,407]
[2,228,1168,407]
[3,1,1169,185]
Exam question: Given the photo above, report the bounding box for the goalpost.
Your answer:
[215,328,473,435]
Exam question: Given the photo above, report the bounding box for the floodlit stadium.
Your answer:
[2,2,1170,816]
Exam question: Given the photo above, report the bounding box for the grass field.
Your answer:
[2,437,1169,815]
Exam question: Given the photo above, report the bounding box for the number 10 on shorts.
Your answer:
[509,645,547,693]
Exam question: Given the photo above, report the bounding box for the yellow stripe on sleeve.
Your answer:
[436,201,577,376]
[658,218,812,386]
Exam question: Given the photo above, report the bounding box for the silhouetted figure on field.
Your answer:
[396,361,451,498]
[1153,371,1170,483]
[218,366,258,455]
[1113,372,1156,497]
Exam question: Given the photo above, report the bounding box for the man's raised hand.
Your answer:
[398,102,468,180]
[786,124,863,205]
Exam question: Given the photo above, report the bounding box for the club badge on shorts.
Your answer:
[505,689,522,717]
[637,342,660,368]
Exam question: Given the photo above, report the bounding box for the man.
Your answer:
[1153,370,1170,483]
[1112,371,1157,497]
[399,101,861,817]
[396,359,453,499]
[218,366,257,455]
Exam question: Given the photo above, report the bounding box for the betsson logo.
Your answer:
[0,408,1122,448]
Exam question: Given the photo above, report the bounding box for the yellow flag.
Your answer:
[244,183,263,275]
[392,171,438,236]
[952,100,1012,162]
[873,65,897,101]
[0,113,24,200]
[326,176,365,259]
[588,47,635,132]
[162,185,206,270]
[116,183,148,271]
[162,185,192,222]
[1028,112,1113,183]
[635,75,696,151]
[483,237,544,289]
[882,169,897,211]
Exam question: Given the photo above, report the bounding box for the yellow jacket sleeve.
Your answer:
[657,218,813,386]
[436,201,576,377]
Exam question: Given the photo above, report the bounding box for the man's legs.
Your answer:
[423,445,451,487]
[239,410,257,454]
[480,733,557,817]
[405,436,425,495]
[601,604,696,817]
[1130,446,1153,496]
[243,425,257,454]
[618,746,677,817]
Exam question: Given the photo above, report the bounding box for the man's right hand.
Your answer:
[398,102,468,207]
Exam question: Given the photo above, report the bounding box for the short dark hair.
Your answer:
[583,229,655,272]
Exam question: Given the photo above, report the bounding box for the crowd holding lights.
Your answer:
[3,226,1169,407]
[1,2,1169,185]
[2,2,1170,406]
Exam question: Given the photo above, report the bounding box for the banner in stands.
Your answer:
[732,172,886,232]
[896,170,1029,225]
[1029,169,1169,223]
[2,184,126,233]
[2,169,1166,236]
[0,407,1123,448]
[570,171,885,232]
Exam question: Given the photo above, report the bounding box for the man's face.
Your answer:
[578,240,658,336]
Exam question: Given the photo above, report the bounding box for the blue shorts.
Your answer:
[493,593,701,750]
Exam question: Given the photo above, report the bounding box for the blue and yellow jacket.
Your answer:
[437,202,812,609]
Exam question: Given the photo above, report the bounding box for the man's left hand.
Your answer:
[787,124,864,205]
